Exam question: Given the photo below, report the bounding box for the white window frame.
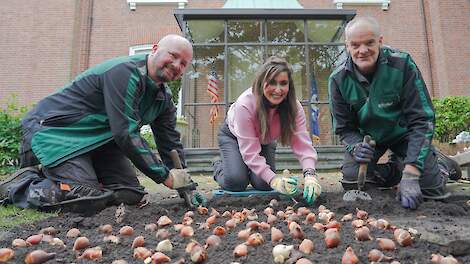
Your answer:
[333,0,390,10]
[129,44,153,55]
[127,0,188,11]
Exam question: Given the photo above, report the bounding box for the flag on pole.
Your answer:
[310,73,320,144]
[207,66,219,125]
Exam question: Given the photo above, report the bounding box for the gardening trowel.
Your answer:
[343,135,375,202]
[169,149,206,208]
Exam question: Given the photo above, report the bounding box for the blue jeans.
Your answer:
[213,122,276,191]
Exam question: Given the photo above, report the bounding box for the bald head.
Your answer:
[345,16,381,41]
[158,34,193,54]
[147,34,193,84]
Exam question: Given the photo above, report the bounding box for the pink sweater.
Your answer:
[226,88,318,184]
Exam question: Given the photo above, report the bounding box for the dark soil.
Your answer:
[1,189,470,264]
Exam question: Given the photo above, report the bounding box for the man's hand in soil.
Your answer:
[398,167,423,209]
[164,169,192,189]
[302,169,322,205]
[352,141,375,163]
[270,175,298,196]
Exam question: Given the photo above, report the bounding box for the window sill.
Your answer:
[333,0,390,10]
[127,0,188,11]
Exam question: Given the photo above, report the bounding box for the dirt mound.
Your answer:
[1,189,469,263]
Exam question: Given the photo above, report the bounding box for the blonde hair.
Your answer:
[252,56,297,145]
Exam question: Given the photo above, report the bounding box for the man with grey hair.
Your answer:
[328,17,460,209]
[0,34,203,214]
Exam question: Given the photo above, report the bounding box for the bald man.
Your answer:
[0,34,197,213]
[328,17,460,209]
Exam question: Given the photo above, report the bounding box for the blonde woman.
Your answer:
[213,56,321,204]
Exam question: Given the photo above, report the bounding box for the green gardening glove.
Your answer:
[302,169,322,205]
[270,175,298,196]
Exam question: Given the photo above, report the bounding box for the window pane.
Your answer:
[307,20,345,43]
[309,45,346,102]
[182,105,226,148]
[227,46,264,101]
[227,20,263,43]
[186,20,224,43]
[304,103,339,145]
[267,20,305,43]
[186,46,225,104]
[267,46,308,100]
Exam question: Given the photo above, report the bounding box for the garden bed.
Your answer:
[1,188,469,263]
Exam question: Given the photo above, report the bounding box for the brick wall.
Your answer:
[0,0,76,106]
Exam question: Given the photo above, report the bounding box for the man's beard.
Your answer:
[156,69,170,83]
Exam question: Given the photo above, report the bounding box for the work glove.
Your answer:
[352,141,375,163]
[302,169,322,205]
[397,171,423,209]
[270,175,298,196]
[168,169,192,189]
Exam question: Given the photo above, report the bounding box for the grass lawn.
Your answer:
[0,205,57,231]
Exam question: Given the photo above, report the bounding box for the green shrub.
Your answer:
[0,98,28,174]
[432,96,470,143]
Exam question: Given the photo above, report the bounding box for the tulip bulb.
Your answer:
[119,226,134,236]
[66,228,81,238]
[377,238,396,251]
[205,235,221,248]
[197,206,208,215]
[376,219,390,230]
[185,240,201,254]
[225,219,237,229]
[233,244,248,257]
[312,222,325,231]
[98,224,113,234]
[156,229,169,240]
[288,222,304,240]
[222,211,232,218]
[272,244,294,264]
[133,247,152,260]
[26,234,43,245]
[238,228,251,240]
[157,216,172,227]
[156,239,173,253]
[132,236,145,248]
[296,258,313,264]
[246,233,264,247]
[341,246,359,264]
[368,249,393,262]
[150,252,171,264]
[103,235,120,244]
[271,227,284,242]
[145,223,157,232]
[12,238,27,248]
[190,245,208,264]
[305,213,316,223]
[269,199,279,207]
[264,207,274,215]
[78,246,102,260]
[24,250,56,264]
[326,220,341,230]
[210,208,220,217]
[431,254,460,264]
[355,226,373,241]
[351,219,365,228]
[181,226,194,237]
[340,213,353,222]
[246,221,260,230]
[49,238,65,247]
[299,239,314,254]
[356,208,368,220]
[0,248,14,262]
[39,227,57,236]
[213,226,226,236]
[73,236,90,251]
[112,260,128,264]
[324,228,340,248]
[393,229,412,247]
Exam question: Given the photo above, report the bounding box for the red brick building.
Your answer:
[1,0,468,148]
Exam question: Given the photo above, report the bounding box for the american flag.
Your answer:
[207,68,219,125]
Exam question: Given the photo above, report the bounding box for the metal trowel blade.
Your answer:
[343,190,372,201]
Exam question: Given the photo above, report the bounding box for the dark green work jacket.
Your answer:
[21,54,184,183]
[328,46,435,171]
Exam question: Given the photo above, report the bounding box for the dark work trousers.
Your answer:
[213,122,276,192]
[341,136,448,199]
[10,141,146,210]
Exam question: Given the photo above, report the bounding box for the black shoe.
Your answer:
[435,148,462,181]
[0,166,40,200]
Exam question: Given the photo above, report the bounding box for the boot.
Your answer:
[0,166,40,200]
[435,148,462,181]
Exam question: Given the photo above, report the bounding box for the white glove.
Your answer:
[167,169,191,189]
[270,175,298,196]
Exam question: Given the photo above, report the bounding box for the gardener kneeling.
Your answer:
[0,35,202,214]
[329,17,461,209]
